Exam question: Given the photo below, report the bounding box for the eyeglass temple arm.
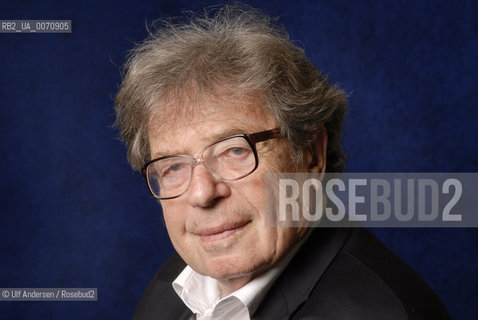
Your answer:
[248,128,282,144]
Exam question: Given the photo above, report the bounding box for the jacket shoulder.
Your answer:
[295,228,450,320]
[132,253,189,320]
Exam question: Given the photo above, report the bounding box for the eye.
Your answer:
[221,146,251,160]
[161,162,187,177]
[228,147,247,156]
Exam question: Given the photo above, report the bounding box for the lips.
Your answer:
[197,221,250,243]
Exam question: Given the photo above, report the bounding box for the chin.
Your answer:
[200,254,267,280]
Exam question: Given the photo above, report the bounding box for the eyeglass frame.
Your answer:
[141,127,282,200]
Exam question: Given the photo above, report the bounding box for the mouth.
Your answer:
[198,221,250,243]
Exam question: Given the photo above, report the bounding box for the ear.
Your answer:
[307,125,328,177]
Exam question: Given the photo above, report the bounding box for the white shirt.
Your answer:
[172,233,310,320]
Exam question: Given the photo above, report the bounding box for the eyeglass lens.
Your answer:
[146,136,256,199]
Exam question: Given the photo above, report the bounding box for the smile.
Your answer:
[198,221,250,243]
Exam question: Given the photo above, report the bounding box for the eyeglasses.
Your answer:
[142,128,281,199]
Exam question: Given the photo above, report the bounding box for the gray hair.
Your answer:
[115,4,347,172]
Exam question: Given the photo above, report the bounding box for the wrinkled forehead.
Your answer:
[148,91,275,138]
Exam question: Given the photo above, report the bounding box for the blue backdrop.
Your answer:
[1,0,476,319]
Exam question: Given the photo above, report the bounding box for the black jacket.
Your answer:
[132,228,450,320]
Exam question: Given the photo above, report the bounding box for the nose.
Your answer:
[187,162,230,208]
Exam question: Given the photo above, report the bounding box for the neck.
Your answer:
[217,274,254,298]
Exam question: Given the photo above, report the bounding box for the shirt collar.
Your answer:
[172,231,311,318]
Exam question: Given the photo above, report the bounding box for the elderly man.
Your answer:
[115,5,449,320]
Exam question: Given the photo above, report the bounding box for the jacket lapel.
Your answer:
[253,228,351,319]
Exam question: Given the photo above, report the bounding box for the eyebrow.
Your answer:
[150,127,253,159]
[201,127,249,143]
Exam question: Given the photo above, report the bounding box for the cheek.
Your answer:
[244,178,267,209]
[249,225,301,269]
[161,203,187,242]
[260,227,304,261]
